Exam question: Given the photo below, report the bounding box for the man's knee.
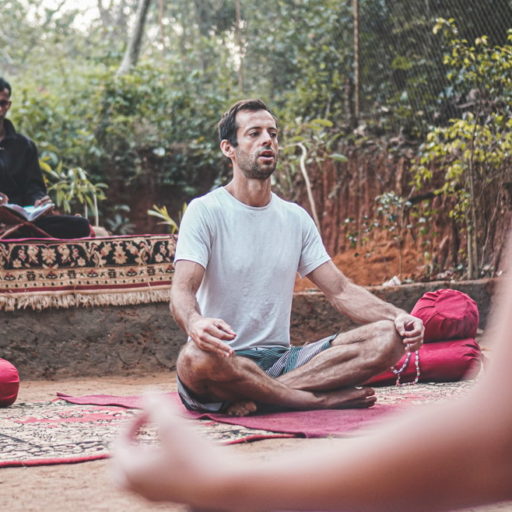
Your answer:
[369,320,404,370]
[177,342,242,387]
[177,342,217,382]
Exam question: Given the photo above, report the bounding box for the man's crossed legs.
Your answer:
[177,320,404,416]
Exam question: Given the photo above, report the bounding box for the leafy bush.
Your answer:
[412,19,512,278]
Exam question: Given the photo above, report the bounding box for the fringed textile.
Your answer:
[0,234,175,311]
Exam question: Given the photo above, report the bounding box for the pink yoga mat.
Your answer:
[56,392,402,438]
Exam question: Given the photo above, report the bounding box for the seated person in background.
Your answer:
[111,232,512,512]
[0,77,91,239]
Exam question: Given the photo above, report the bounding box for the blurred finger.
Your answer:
[122,410,150,443]
[141,392,186,444]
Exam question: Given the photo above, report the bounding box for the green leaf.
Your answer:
[329,153,348,163]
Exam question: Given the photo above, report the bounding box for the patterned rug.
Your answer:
[0,399,293,468]
[0,381,474,468]
[373,379,475,404]
[0,234,175,311]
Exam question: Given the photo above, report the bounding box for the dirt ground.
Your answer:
[2,371,512,512]
[295,242,428,291]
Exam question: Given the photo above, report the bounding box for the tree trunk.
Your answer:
[235,0,245,92]
[116,0,152,76]
[352,0,360,122]
[466,114,480,279]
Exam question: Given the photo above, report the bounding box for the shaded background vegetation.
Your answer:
[1,0,511,282]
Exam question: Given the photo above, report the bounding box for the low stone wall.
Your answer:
[291,279,496,343]
[1,303,182,380]
[1,279,496,379]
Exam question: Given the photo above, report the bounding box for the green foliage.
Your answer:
[3,0,511,264]
[9,62,231,232]
[354,1,512,137]
[104,205,136,235]
[4,0,512,145]
[343,192,418,277]
[412,19,512,278]
[277,118,345,201]
[414,114,512,218]
[434,18,512,105]
[147,203,187,234]
[343,215,376,249]
[263,0,352,121]
[375,192,414,277]
[39,156,107,225]
[375,192,412,233]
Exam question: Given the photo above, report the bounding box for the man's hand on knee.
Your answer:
[188,316,236,358]
[394,313,424,352]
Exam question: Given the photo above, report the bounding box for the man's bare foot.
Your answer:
[225,388,375,416]
[316,386,376,409]
[225,400,258,416]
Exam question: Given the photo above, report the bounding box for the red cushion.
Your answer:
[411,289,479,342]
[366,338,481,386]
[0,358,20,407]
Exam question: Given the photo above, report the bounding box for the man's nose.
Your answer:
[261,131,274,145]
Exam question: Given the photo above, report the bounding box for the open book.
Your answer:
[1,202,54,221]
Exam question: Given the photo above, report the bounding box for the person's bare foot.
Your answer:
[225,387,375,416]
[315,386,376,409]
[225,400,258,416]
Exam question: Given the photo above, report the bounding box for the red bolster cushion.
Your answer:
[366,338,482,386]
[411,289,479,342]
[0,358,20,407]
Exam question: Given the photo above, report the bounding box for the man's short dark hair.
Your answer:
[218,98,277,146]
[0,77,11,97]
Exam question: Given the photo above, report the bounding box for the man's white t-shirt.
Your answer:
[174,187,330,350]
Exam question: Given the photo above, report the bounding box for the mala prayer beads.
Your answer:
[390,350,421,386]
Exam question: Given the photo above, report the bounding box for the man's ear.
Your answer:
[220,139,235,159]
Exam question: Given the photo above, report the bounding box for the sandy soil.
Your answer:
[295,242,430,291]
[2,372,512,512]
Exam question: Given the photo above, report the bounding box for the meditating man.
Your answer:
[171,98,424,416]
[0,77,90,238]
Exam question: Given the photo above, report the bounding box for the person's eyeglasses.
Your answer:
[0,100,11,107]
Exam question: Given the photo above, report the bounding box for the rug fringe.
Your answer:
[0,288,171,311]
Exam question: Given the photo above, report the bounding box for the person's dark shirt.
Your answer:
[0,118,47,206]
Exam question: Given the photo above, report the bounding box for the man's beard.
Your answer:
[237,150,277,180]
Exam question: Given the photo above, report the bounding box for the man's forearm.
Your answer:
[308,261,407,326]
[169,286,202,336]
[170,282,236,355]
[329,280,404,325]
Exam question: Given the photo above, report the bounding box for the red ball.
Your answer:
[0,358,20,407]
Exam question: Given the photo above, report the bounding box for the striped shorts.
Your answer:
[177,333,337,413]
